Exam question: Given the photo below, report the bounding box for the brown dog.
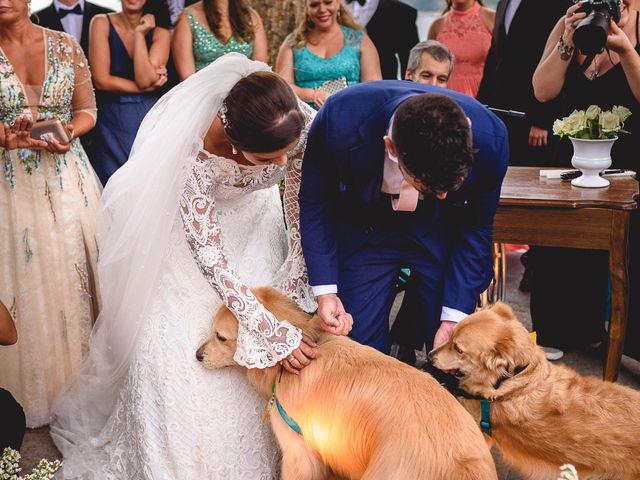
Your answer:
[429,302,640,480]
[197,287,497,480]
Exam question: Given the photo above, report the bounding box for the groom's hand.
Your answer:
[317,294,352,336]
[433,320,457,350]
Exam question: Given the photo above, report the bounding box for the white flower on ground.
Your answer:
[557,464,579,480]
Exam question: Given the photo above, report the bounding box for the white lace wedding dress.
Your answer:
[51,100,316,479]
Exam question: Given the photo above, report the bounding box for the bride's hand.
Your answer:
[281,333,317,375]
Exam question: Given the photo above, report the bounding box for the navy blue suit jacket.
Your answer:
[300,81,509,315]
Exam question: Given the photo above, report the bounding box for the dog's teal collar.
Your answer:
[271,382,303,435]
[480,399,492,436]
[268,367,303,436]
[480,364,529,437]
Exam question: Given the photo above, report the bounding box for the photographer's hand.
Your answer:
[563,2,588,45]
[606,18,634,55]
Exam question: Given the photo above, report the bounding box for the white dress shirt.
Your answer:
[311,119,468,323]
[344,0,379,27]
[503,0,523,34]
[54,0,85,44]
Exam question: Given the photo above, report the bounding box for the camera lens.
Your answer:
[574,9,611,55]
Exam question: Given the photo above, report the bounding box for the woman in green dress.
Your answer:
[172,0,268,80]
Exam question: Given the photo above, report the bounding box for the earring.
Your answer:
[231,145,238,155]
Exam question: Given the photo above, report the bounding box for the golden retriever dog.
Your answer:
[429,302,640,480]
[197,287,497,480]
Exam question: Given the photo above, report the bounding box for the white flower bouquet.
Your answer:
[557,464,579,480]
[0,448,61,480]
[553,105,632,139]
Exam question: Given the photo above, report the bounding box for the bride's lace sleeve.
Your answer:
[272,102,317,313]
[179,153,302,368]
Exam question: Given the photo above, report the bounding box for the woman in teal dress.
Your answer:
[276,0,381,109]
[172,0,268,80]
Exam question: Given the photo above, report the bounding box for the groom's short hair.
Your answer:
[392,93,473,195]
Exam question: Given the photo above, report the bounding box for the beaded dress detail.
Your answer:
[185,8,253,72]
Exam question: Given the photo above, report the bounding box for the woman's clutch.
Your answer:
[316,77,348,95]
[30,119,71,144]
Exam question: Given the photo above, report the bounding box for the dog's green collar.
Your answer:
[480,364,529,437]
[267,367,303,436]
[480,399,492,436]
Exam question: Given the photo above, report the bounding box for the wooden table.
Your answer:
[493,167,638,382]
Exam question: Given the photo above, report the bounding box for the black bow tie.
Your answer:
[58,4,83,18]
[346,0,367,5]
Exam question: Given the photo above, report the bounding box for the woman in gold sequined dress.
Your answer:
[0,0,101,428]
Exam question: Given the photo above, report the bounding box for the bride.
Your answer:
[50,53,317,479]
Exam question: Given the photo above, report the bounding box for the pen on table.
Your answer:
[561,169,626,180]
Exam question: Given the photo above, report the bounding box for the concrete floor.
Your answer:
[16,249,640,478]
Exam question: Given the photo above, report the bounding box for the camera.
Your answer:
[573,0,621,56]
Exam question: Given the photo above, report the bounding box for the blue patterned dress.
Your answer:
[289,25,363,91]
[184,8,253,72]
[0,28,101,427]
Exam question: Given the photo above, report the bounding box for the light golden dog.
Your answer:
[429,302,640,480]
[197,287,497,480]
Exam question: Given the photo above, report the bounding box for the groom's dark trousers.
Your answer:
[300,81,509,353]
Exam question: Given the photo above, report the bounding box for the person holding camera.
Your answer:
[530,0,640,359]
[0,0,102,428]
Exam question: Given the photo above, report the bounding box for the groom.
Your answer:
[299,81,509,353]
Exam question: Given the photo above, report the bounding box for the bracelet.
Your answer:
[557,35,575,61]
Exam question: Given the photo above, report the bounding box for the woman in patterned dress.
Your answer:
[0,0,101,428]
[172,0,267,80]
[50,54,321,479]
[275,0,381,110]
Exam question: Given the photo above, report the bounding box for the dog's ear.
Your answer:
[489,326,536,374]
[490,302,515,322]
[482,328,526,374]
[480,345,511,374]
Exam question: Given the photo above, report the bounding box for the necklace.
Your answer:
[588,56,599,81]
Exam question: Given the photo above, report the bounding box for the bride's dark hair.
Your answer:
[223,72,306,153]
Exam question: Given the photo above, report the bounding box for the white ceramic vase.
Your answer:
[569,137,617,188]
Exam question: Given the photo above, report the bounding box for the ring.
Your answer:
[288,355,295,362]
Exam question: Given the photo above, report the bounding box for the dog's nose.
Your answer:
[196,345,205,362]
